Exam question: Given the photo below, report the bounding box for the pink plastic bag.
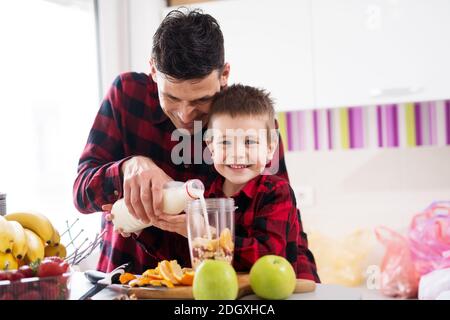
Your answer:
[375,226,420,298]
[408,202,450,276]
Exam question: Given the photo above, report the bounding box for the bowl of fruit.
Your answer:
[0,256,72,300]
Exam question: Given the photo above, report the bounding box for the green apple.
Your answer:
[250,255,296,299]
[193,260,238,300]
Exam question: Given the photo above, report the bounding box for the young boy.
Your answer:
[205,84,320,282]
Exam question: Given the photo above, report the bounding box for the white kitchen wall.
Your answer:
[128,0,166,73]
[96,0,165,95]
[286,146,450,238]
[96,0,130,94]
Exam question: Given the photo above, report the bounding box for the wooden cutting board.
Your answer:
[124,274,316,300]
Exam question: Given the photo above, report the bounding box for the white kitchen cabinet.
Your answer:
[162,0,450,111]
[312,0,450,108]
[164,0,315,112]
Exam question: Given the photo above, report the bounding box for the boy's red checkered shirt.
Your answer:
[205,174,320,282]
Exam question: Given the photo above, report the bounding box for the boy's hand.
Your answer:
[153,213,188,238]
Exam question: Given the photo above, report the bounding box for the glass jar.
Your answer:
[186,198,235,270]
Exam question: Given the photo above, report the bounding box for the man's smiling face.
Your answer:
[150,60,230,134]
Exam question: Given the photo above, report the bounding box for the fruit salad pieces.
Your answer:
[191,227,234,269]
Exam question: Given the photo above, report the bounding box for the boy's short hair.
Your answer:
[209,84,276,131]
[152,8,224,80]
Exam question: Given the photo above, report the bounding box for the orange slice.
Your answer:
[169,260,184,282]
[149,280,163,286]
[179,270,195,286]
[161,279,175,288]
[146,274,164,280]
[158,260,179,285]
[137,277,154,287]
[143,268,163,280]
[119,272,136,285]
[128,279,140,287]
[142,268,157,277]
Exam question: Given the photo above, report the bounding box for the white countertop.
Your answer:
[69,272,392,300]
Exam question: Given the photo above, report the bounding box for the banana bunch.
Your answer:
[0,211,67,270]
[0,215,15,254]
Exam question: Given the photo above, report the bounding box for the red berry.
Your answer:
[44,256,64,264]
[18,265,35,278]
[0,271,21,281]
[60,261,70,273]
[0,271,10,281]
[37,260,65,278]
[9,270,25,282]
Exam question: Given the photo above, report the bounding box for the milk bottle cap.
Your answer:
[185,179,205,199]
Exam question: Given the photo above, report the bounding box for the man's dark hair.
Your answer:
[152,8,225,80]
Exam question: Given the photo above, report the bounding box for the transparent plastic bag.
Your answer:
[408,202,450,276]
[308,229,373,286]
[375,226,420,298]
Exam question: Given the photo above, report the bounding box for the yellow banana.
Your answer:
[24,229,45,263]
[44,243,67,259]
[0,215,14,254]
[5,211,55,245]
[0,252,18,270]
[8,221,28,260]
[50,227,61,246]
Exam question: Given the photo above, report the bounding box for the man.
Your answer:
[73,9,291,273]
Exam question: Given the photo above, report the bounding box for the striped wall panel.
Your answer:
[277,99,450,151]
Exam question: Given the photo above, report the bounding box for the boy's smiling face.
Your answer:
[208,114,277,190]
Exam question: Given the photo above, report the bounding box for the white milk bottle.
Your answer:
[111,179,205,233]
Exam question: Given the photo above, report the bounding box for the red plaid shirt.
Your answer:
[73,72,290,274]
[205,174,319,282]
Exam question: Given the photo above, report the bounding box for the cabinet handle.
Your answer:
[370,86,423,97]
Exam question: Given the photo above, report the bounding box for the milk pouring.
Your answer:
[111,179,205,233]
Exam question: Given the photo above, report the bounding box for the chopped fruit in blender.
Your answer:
[191,227,234,269]
[219,228,234,252]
